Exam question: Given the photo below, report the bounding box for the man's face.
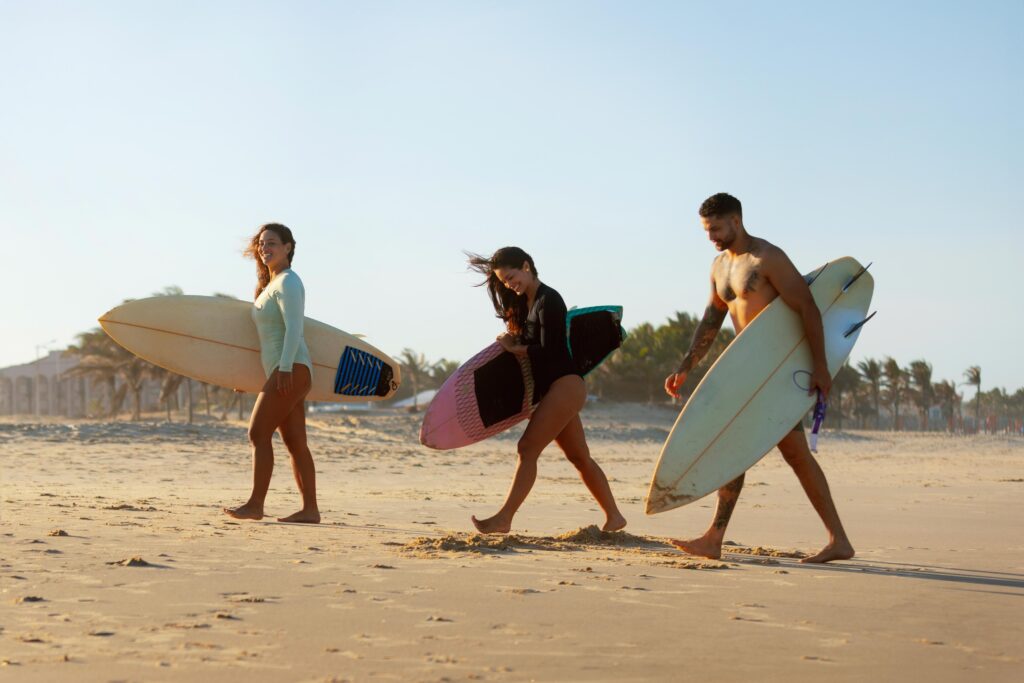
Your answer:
[701,213,740,251]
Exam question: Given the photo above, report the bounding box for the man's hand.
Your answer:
[809,365,831,399]
[277,371,293,395]
[665,371,687,399]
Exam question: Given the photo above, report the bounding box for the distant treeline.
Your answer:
[396,313,1024,435]
[61,290,1022,433]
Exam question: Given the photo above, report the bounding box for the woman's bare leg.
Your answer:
[277,394,320,523]
[554,414,626,531]
[224,366,310,520]
[472,375,587,534]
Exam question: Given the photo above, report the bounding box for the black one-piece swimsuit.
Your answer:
[521,283,582,403]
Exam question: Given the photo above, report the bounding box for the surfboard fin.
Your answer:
[805,262,829,286]
[842,262,873,292]
[843,311,876,338]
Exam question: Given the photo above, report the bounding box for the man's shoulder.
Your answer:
[751,239,793,270]
[751,237,785,258]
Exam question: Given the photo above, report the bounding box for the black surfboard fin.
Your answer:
[805,262,829,286]
[844,311,876,338]
[842,262,873,292]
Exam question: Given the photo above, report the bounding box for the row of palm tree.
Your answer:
[56,296,1021,432]
[827,359,1019,433]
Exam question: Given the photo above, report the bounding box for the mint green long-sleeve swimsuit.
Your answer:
[251,269,313,378]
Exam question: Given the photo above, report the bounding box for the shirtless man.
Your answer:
[664,193,854,564]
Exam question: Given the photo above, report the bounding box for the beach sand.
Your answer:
[2,404,1021,682]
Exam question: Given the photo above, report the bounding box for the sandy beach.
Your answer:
[2,404,1021,682]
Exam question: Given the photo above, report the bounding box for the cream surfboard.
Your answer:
[645,256,874,515]
[99,295,400,403]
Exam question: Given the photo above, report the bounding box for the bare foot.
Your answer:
[224,504,264,520]
[800,540,855,564]
[277,509,321,524]
[602,513,627,532]
[670,534,723,560]
[471,514,511,534]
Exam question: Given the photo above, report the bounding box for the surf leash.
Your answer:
[809,390,827,453]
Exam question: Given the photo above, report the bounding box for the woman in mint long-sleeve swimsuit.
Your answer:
[224,223,320,524]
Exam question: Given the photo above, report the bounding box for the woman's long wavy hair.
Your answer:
[466,246,538,337]
[243,223,296,300]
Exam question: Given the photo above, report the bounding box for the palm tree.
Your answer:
[1011,388,1024,435]
[908,360,934,431]
[988,387,1010,432]
[64,329,119,417]
[398,348,432,412]
[66,325,154,421]
[857,358,883,429]
[932,379,959,432]
[632,323,664,404]
[429,359,461,389]
[882,357,905,431]
[831,363,861,430]
[963,366,981,433]
[158,371,184,422]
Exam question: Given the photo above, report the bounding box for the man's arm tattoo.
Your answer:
[677,304,727,374]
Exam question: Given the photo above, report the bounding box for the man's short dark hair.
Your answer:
[699,193,742,218]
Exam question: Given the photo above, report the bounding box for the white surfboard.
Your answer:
[645,256,874,515]
[99,295,400,403]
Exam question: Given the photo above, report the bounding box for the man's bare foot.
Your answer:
[602,513,627,532]
[670,533,723,560]
[224,504,263,520]
[277,509,321,524]
[800,540,854,564]
[471,514,511,534]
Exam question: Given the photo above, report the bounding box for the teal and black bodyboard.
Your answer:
[567,306,625,376]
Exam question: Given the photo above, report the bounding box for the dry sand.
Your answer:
[1,404,1021,682]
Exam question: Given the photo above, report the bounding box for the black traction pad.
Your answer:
[570,310,624,376]
[473,352,526,428]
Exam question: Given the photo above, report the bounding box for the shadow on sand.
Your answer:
[726,553,1024,590]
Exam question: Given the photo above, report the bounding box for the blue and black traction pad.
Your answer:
[566,305,625,376]
[333,346,395,397]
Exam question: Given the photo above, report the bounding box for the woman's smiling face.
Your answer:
[258,229,291,271]
[494,263,533,295]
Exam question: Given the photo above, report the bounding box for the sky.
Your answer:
[2,1,1022,392]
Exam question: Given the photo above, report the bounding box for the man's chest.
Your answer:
[713,257,765,303]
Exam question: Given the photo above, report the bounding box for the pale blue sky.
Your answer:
[2,1,1021,391]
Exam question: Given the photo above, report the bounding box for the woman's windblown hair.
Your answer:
[243,223,296,300]
[466,246,538,337]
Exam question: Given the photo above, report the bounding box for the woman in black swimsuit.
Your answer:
[467,247,627,534]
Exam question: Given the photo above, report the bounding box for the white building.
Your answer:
[0,350,90,417]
